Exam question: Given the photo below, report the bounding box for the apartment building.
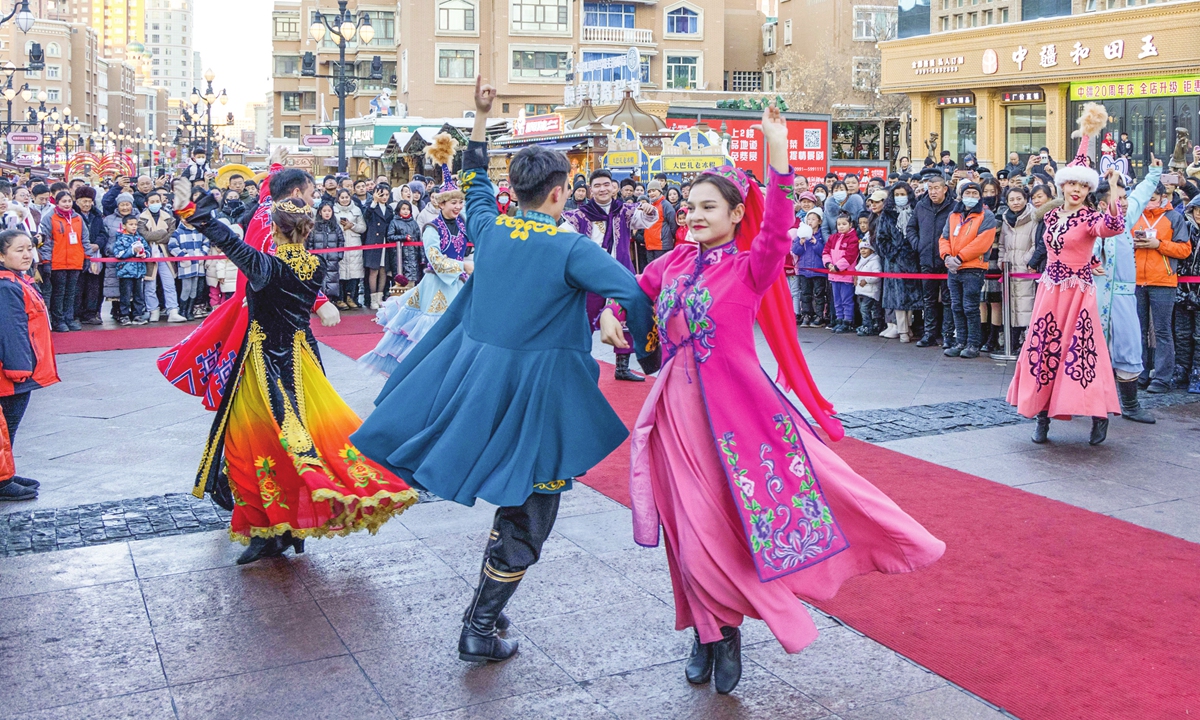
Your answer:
[57,0,146,63]
[107,61,138,132]
[0,18,108,136]
[270,0,398,141]
[269,0,774,139]
[144,0,197,101]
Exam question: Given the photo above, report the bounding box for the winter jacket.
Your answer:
[76,204,108,256]
[167,224,210,280]
[999,204,1039,326]
[309,218,345,297]
[907,193,955,269]
[854,252,882,300]
[38,209,94,271]
[110,232,149,279]
[1134,204,1192,288]
[792,226,826,278]
[0,268,59,397]
[137,208,176,247]
[334,202,366,281]
[940,205,998,271]
[363,201,393,246]
[872,205,922,311]
[386,212,422,246]
[822,193,865,237]
[822,230,859,283]
[1176,196,1200,308]
[644,196,676,252]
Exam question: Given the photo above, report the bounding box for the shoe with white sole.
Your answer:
[167,310,187,323]
[149,309,161,322]
[878,323,900,339]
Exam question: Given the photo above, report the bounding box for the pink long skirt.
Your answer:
[645,349,945,653]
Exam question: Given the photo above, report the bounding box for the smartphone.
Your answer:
[1133,230,1147,239]
[1040,153,1049,162]
[1161,173,1180,185]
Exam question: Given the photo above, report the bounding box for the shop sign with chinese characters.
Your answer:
[1070,75,1200,100]
[666,118,829,182]
[911,56,966,75]
[1009,35,1159,72]
[937,94,975,107]
[1001,90,1043,103]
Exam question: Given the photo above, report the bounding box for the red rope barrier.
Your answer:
[83,242,397,264]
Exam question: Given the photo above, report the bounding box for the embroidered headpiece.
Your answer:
[424,133,463,201]
[1056,102,1105,191]
[275,199,315,217]
[701,164,750,201]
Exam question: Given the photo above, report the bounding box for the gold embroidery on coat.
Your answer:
[533,479,567,492]
[495,214,557,241]
[277,243,319,281]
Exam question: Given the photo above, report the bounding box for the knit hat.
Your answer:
[807,206,824,220]
[116,192,135,206]
[1056,102,1105,191]
[647,179,663,193]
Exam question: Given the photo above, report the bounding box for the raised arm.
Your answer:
[1126,161,1162,228]
[461,141,500,243]
[744,167,797,294]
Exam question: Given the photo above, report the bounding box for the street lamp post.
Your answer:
[0,0,35,31]
[305,0,381,174]
[3,79,27,162]
[190,69,227,160]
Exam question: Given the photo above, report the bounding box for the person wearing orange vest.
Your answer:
[0,228,60,501]
[1134,183,1194,393]
[37,189,96,333]
[939,181,998,358]
[644,179,677,263]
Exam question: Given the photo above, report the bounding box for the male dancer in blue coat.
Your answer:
[352,78,659,664]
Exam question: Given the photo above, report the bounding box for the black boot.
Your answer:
[1031,411,1050,444]
[1089,416,1109,446]
[685,630,715,684]
[712,626,742,694]
[463,551,511,631]
[459,574,521,662]
[236,536,286,565]
[979,323,994,352]
[1118,379,1156,424]
[981,324,1001,353]
[281,530,305,555]
[614,353,644,382]
[1171,364,1189,389]
[915,333,936,348]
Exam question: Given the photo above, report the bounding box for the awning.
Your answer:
[489,138,588,155]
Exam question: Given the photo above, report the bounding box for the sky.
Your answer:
[192,0,273,118]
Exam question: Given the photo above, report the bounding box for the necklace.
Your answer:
[276,243,319,281]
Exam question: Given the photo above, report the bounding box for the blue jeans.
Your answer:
[1136,285,1175,383]
[946,269,984,348]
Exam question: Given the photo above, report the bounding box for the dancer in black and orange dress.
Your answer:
[174,178,417,565]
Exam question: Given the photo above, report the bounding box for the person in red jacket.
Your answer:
[0,228,60,501]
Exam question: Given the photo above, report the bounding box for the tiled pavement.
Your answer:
[0,485,1009,720]
[5,326,1198,718]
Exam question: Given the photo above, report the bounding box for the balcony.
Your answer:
[581,26,654,46]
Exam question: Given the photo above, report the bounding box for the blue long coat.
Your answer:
[352,141,657,508]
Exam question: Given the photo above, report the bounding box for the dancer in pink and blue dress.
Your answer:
[623,105,946,695]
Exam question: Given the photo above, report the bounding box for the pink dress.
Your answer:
[629,168,946,654]
[1007,205,1124,419]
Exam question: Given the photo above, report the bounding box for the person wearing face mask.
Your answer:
[872,183,922,343]
[978,178,1006,352]
[908,169,956,348]
[221,190,247,225]
[496,187,516,217]
[812,183,828,206]
[821,180,865,237]
[939,182,997,359]
[136,191,185,323]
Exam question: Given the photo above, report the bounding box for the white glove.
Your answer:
[315,302,341,327]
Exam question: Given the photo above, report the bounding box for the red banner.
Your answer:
[666,118,829,185]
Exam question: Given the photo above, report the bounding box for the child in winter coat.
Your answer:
[387,199,423,291]
[854,240,883,335]
[204,222,241,309]
[110,215,149,324]
[0,228,60,501]
[823,212,859,333]
[792,209,827,327]
[168,219,210,320]
[674,207,691,247]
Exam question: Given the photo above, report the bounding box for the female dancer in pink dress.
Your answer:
[1007,103,1125,445]
[613,106,946,695]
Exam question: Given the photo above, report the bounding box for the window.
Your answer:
[151,23,159,30]
[438,0,476,33]
[940,15,949,30]
[437,47,476,82]
[954,13,963,27]
[282,125,300,139]
[665,54,699,90]
[510,0,570,34]
[853,6,896,41]
[46,42,61,58]
[983,9,992,22]
[1006,104,1047,157]
[763,23,776,53]
[274,55,300,76]
[1000,7,1008,20]
[666,6,700,34]
[282,91,302,112]
[783,18,792,45]
[580,51,649,83]
[152,34,160,42]
[731,71,762,92]
[273,13,299,38]
[46,65,61,79]
[852,57,877,90]
[47,88,60,102]
[968,11,977,24]
[525,104,554,115]
[361,11,394,45]
[1084,0,1096,8]
[511,49,569,81]
[356,60,397,90]
[583,2,634,28]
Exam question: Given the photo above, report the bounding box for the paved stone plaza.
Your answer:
[4,326,1199,718]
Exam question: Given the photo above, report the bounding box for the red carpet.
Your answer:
[586,363,1200,720]
[52,310,382,356]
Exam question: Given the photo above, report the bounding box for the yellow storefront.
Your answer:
[879,2,1200,174]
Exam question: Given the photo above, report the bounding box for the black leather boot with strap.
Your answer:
[458,571,521,662]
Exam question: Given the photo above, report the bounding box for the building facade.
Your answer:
[107,62,138,132]
[144,0,196,101]
[59,0,146,63]
[880,1,1199,174]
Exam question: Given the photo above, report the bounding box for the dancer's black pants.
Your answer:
[481,491,561,582]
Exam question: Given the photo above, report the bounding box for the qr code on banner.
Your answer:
[803,129,821,150]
